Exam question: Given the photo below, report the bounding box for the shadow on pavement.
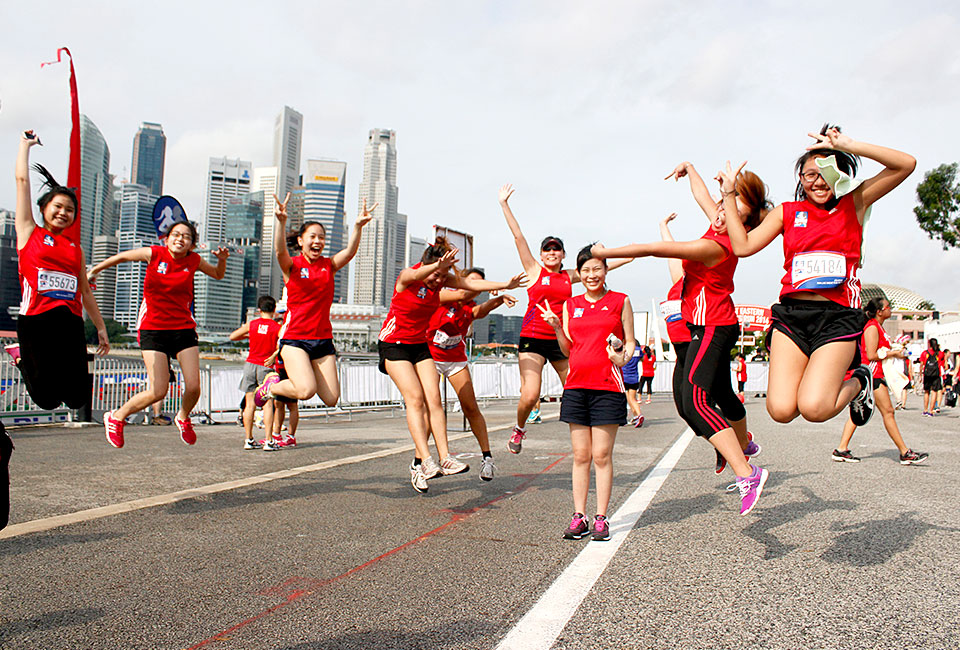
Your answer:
[0,531,124,558]
[273,617,502,650]
[743,486,857,560]
[0,608,105,639]
[821,511,960,567]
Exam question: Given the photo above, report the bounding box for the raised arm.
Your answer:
[78,248,109,356]
[498,184,540,276]
[448,270,527,293]
[332,198,378,271]
[229,321,251,342]
[567,258,632,284]
[473,293,517,320]
[592,239,726,267]
[88,247,152,282]
[198,247,229,279]
[659,213,684,284]
[15,131,42,248]
[273,193,294,275]
[666,162,719,220]
[716,160,783,257]
[395,249,458,293]
[808,128,916,216]
[439,287,479,304]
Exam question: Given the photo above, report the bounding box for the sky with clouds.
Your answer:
[2,1,959,326]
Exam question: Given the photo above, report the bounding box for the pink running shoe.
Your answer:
[507,426,526,454]
[277,435,297,448]
[104,411,125,448]
[175,418,197,445]
[736,465,768,515]
[634,414,644,428]
[254,372,280,407]
[4,344,20,367]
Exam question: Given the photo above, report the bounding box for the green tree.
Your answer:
[914,162,960,249]
[84,318,129,344]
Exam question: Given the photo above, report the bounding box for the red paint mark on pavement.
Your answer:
[187,454,569,649]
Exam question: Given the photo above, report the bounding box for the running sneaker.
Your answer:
[420,456,443,479]
[899,449,929,465]
[831,448,861,463]
[151,414,172,426]
[849,365,875,426]
[591,515,610,541]
[507,426,526,454]
[479,456,496,481]
[526,407,542,425]
[253,372,280,407]
[744,440,761,457]
[736,465,768,516]
[563,513,590,539]
[277,435,297,448]
[715,450,726,475]
[922,411,933,417]
[103,411,125,448]
[410,461,429,493]
[175,418,197,445]
[263,439,280,452]
[4,344,20,367]
[634,414,645,428]
[243,438,262,450]
[440,455,470,476]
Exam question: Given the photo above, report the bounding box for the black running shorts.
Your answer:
[378,341,433,374]
[768,297,865,365]
[560,388,627,426]
[139,328,199,358]
[279,338,336,361]
[518,336,568,363]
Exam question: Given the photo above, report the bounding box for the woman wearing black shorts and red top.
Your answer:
[498,184,631,454]
[538,246,635,541]
[724,126,916,428]
[593,165,772,516]
[920,338,945,416]
[427,268,517,481]
[380,240,525,493]
[639,347,656,403]
[254,194,375,415]
[832,298,928,465]
[91,220,228,448]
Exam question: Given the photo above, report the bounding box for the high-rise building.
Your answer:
[202,157,252,244]
[113,182,158,330]
[252,166,282,299]
[0,210,18,330]
[224,191,264,315]
[407,235,427,268]
[274,106,303,199]
[353,128,406,307]
[303,159,348,303]
[91,235,119,321]
[131,122,166,197]
[193,246,245,335]
[79,114,112,260]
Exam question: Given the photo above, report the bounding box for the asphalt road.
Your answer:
[1,397,957,649]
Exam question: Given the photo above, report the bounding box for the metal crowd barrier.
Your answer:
[0,353,769,426]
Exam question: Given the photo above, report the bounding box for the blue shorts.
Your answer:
[279,338,336,361]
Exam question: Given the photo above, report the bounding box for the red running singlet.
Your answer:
[564,291,627,393]
[641,351,656,377]
[681,228,738,327]
[427,297,476,363]
[137,246,201,331]
[283,255,335,340]
[660,278,690,344]
[781,194,862,308]
[247,317,282,366]
[379,264,441,344]
[860,318,891,379]
[521,266,572,339]
[18,226,83,318]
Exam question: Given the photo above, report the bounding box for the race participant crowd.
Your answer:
[2,124,943,540]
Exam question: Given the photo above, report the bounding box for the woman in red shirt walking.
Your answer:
[91,221,229,447]
[539,246,635,541]
[639,346,656,403]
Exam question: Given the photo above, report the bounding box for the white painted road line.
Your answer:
[495,427,695,650]
[1,419,545,540]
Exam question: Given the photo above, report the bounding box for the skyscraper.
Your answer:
[202,157,252,244]
[131,122,166,197]
[0,211,18,330]
[113,182,158,330]
[91,235,119,321]
[224,191,264,316]
[407,235,427,268]
[79,114,112,260]
[252,166,281,298]
[193,246,245,335]
[274,106,303,198]
[303,159,348,303]
[353,128,406,307]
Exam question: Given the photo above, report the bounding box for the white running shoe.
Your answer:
[420,456,443,479]
[440,455,469,476]
[479,457,496,481]
[410,461,429,493]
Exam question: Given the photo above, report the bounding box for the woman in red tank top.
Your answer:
[538,246,635,541]
[724,125,916,429]
[11,130,109,414]
[90,220,229,448]
[380,239,526,493]
[252,194,376,424]
[498,184,632,454]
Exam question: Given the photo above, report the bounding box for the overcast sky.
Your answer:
[3,1,959,326]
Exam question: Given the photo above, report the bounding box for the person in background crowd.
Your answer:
[639,346,656,404]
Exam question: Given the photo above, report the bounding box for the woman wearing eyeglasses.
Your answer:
[498,184,631,454]
[89,221,229,449]
[723,125,915,430]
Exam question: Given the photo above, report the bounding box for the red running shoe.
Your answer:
[104,411,125,448]
[175,418,197,445]
[277,435,297,448]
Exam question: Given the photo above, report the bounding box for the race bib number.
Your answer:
[37,269,78,301]
[432,330,463,349]
[659,299,682,323]
[791,252,845,290]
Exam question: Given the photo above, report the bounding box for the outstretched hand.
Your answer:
[506,272,528,290]
[715,160,747,193]
[273,192,291,223]
[498,183,515,204]
[807,127,853,152]
[438,248,459,271]
[22,130,42,147]
[213,247,230,262]
[501,294,518,308]
[660,212,678,226]
[536,300,561,330]
[664,162,690,181]
[356,197,379,228]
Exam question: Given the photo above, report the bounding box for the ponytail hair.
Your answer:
[421,236,453,266]
[794,123,861,204]
[735,171,772,230]
[863,297,886,320]
[33,163,78,213]
[286,220,326,252]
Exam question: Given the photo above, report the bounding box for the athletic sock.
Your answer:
[482,451,492,459]
[413,457,422,466]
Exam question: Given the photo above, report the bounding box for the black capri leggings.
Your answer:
[639,375,654,395]
[16,306,91,410]
[674,324,745,439]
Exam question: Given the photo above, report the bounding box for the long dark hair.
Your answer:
[286,221,326,252]
[863,297,887,320]
[928,337,940,353]
[794,123,861,205]
[33,163,78,214]
[421,236,453,265]
[576,244,606,272]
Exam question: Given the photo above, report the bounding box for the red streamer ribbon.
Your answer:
[40,47,81,243]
